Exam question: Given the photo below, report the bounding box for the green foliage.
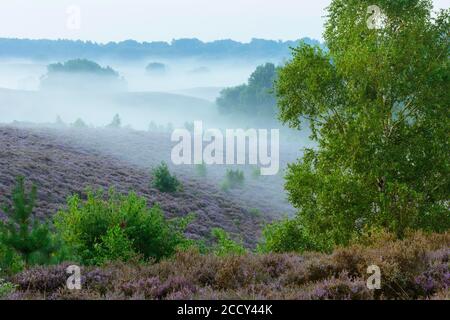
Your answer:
[54,189,193,265]
[0,243,24,276]
[221,169,245,191]
[0,177,56,267]
[258,217,332,254]
[47,59,119,77]
[249,208,261,218]
[148,121,156,131]
[151,162,181,193]
[184,121,195,132]
[146,62,167,74]
[274,0,450,250]
[211,228,246,256]
[217,63,278,117]
[93,225,137,265]
[0,275,16,299]
[195,162,207,177]
[251,166,261,178]
[106,114,121,129]
[40,59,126,91]
[72,118,88,128]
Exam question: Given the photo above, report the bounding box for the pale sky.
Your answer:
[0,0,448,43]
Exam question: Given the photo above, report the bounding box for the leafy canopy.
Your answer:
[274,0,449,250]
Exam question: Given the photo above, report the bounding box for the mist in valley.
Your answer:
[0,54,314,233]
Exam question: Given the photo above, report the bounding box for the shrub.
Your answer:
[93,225,138,265]
[146,62,166,75]
[184,122,194,132]
[0,276,16,299]
[72,118,88,128]
[54,189,194,265]
[6,232,450,300]
[251,166,261,178]
[221,169,244,191]
[106,114,121,129]
[211,228,246,257]
[195,162,207,177]
[0,244,24,276]
[249,208,261,218]
[151,162,181,193]
[0,177,56,267]
[258,217,331,254]
[296,272,373,300]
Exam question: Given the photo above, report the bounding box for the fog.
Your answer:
[0,56,312,218]
[0,57,281,129]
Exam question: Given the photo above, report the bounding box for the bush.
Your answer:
[0,276,16,299]
[221,169,244,191]
[151,162,181,193]
[54,189,194,265]
[93,225,138,265]
[0,177,56,267]
[146,62,167,75]
[258,217,330,254]
[251,166,261,178]
[195,162,207,177]
[211,228,246,257]
[0,244,24,276]
[106,114,121,129]
[72,118,88,128]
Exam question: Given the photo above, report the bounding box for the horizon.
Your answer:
[1,0,446,44]
[0,36,311,45]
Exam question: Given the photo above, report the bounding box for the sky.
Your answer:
[0,0,448,43]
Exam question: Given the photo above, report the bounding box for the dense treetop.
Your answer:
[271,0,449,251]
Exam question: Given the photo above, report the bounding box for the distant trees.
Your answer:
[0,38,322,61]
[40,59,127,92]
[216,63,278,117]
[106,114,121,129]
[145,62,167,75]
[46,59,119,77]
[71,118,88,128]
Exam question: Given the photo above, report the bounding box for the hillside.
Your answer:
[0,125,264,247]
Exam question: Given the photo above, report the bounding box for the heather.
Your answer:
[3,232,448,300]
[0,126,265,248]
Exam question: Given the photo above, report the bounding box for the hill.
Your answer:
[0,125,263,247]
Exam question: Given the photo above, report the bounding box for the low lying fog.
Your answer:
[0,57,283,130]
[0,56,315,217]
